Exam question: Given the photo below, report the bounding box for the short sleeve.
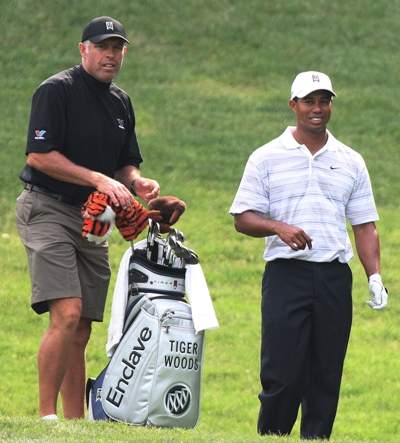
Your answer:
[229,154,270,215]
[26,82,66,154]
[345,158,379,225]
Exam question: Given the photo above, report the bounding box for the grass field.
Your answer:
[1,1,399,442]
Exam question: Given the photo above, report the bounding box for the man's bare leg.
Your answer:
[60,317,92,418]
[38,298,82,417]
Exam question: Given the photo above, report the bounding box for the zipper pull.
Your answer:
[161,310,174,332]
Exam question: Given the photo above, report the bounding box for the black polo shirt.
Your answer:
[20,64,143,204]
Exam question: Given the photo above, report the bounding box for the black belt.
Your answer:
[24,184,83,207]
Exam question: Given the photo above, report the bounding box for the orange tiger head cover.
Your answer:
[81,192,116,243]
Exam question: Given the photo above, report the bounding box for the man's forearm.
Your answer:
[27,151,103,188]
[234,211,313,250]
[26,150,137,208]
[234,211,283,237]
[352,222,381,277]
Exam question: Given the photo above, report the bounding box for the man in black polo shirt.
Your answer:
[16,16,160,420]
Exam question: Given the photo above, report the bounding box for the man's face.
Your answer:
[289,90,333,134]
[79,37,127,83]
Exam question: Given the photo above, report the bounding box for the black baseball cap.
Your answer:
[81,16,129,43]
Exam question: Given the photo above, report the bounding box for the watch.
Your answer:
[130,179,137,196]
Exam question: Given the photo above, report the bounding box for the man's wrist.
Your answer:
[270,220,287,237]
[368,273,382,284]
[90,171,104,189]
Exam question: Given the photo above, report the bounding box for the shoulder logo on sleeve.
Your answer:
[117,119,125,130]
[34,129,46,140]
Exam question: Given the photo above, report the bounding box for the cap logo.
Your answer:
[312,74,320,83]
[105,21,114,31]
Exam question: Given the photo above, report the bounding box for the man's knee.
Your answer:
[49,298,82,331]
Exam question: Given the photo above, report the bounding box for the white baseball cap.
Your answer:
[290,71,336,100]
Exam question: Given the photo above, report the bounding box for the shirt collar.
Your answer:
[280,126,337,153]
[79,64,111,91]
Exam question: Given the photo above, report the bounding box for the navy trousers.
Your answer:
[257,259,353,440]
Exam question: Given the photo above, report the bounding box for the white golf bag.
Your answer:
[86,224,206,428]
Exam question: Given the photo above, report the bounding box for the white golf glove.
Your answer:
[367,273,388,310]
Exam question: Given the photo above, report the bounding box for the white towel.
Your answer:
[105,240,146,357]
[106,242,219,357]
[185,263,219,334]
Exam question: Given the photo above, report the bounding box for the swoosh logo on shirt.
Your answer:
[330,166,340,169]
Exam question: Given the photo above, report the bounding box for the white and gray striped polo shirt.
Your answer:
[230,126,379,263]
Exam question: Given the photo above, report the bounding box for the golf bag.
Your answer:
[86,224,205,428]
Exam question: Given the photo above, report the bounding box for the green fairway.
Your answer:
[1,1,399,442]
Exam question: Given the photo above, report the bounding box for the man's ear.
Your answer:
[78,41,87,58]
[289,99,297,112]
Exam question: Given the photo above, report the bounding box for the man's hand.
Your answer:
[93,174,133,209]
[274,222,313,250]
[367,273,388,310]
[132,177,160,202]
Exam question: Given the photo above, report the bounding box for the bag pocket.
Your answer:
[147,306,204,428]
[101,306,159,424]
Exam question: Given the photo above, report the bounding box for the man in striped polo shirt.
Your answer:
[230,71,388,440]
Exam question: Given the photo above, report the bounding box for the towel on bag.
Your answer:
[185,263,219,333]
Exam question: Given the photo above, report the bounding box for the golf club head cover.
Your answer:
[114,201,161,241]
[82,217,113,244]
[81,191,116,243]
[148,195,186,233]
[82,191,161,242]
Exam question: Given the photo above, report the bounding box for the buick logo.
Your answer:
[165,384,191,415]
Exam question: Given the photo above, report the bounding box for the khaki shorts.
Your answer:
[15,189,111,321]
